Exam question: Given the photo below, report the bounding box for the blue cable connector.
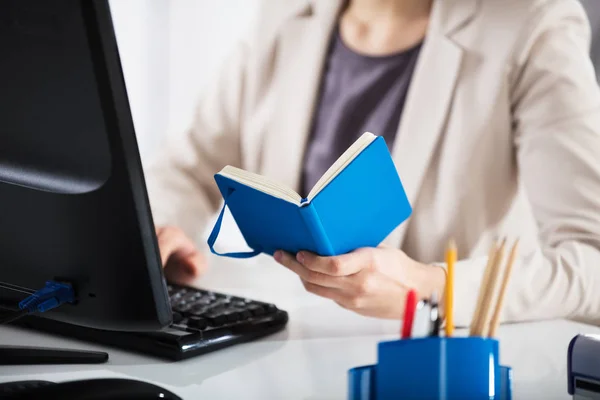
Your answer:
[18,281,75,314]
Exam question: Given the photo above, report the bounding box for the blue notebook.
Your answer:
[207,132,412,258]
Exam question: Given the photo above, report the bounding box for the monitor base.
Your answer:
[0,345,108,365]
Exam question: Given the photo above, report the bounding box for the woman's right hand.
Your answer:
[156,226,207,285]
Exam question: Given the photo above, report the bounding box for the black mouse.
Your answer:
[0,378,182,400]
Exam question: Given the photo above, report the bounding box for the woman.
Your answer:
[147,0,600,327]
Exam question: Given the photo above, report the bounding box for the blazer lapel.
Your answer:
[261,1,343,195]
[259,0,479,249]
[385,0,479,248]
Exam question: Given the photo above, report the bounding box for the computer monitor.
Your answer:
[0,0,171,332]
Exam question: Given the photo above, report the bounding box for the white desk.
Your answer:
[0,254,597,399]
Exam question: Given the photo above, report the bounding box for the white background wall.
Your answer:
[108,1,259,247]
[108,0,259,167]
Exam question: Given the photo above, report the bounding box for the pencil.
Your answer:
[488,239,519,337]
[474,238,507,337]
[445,239,457,337]
[401,289,418,339]
[469,241,498,336]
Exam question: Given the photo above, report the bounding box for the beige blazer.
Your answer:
[146,0,600,327]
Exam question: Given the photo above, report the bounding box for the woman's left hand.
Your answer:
[274,247,446,319]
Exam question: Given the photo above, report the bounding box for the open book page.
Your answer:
[306,132,377,201]
[217,132,377,205]
[218,166,303,204]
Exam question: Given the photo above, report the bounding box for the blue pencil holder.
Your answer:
[348,337,512,400]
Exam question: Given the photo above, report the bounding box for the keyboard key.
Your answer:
[170,295,181,303]
[264,304,277,314]
[239,310,252,320]
[188,306,209,316]
[224,311,240,322]
[181,292,199,303]
[191,297,212,306]
[206,301,227,311]
[173,303,192,313]
[172,312,183,324]
[204,312,228,326]
[248,305,265,316]
[187,317,208,330]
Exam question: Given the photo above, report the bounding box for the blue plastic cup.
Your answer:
[348,337,512,400]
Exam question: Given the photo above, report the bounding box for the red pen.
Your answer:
[401,289,418,339]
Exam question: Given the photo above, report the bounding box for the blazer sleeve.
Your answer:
[453,0,600,327]
[144,43,248,242]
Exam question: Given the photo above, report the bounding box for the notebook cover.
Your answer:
[310,136,411,254]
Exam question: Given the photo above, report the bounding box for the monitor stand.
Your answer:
[0,287,109,365]
[0,345,108,365]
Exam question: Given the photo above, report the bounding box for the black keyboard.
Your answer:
[12,284,288,361]
[168,284,278,329]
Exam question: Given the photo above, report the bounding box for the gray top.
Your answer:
[302,30,422,195]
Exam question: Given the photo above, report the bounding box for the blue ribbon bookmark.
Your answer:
[207,189,262,258]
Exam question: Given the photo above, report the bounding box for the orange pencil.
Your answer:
[445,239,457,337]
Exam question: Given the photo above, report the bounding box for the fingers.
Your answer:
[178,251,206,278]
[276,246,413,319]
[274,251,342,289]
[297,248,375,277]
[301,280,364,311]
[156,226,206,280]
[302,279,368,313]
[157,226,196,265]
[301,280,345,302]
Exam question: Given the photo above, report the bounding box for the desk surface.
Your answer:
[0,254,596,399]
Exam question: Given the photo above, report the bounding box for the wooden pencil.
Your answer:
[473,238,506,337]
[469,241,498,336]
[488,239,520,337]
[445,239,457,337]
